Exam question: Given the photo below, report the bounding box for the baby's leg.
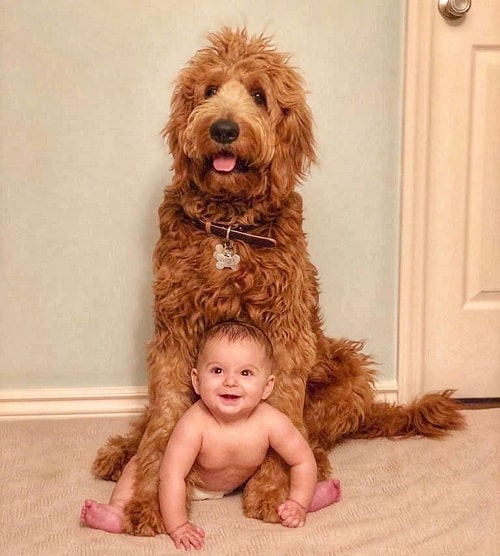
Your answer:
[309,479,341,512]
[80,455,138,533]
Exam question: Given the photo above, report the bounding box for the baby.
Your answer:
[81,321,341,550]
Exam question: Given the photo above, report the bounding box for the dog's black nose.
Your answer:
[210,119,240,144]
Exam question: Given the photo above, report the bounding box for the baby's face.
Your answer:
[191,337,275,419]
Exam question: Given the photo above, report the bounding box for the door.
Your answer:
[398,0,500,401]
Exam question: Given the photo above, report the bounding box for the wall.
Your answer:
[0,1,404,391]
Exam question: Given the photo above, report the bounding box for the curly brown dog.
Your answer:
[93,28,464,536]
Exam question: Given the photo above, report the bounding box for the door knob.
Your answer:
[438,0,471,20]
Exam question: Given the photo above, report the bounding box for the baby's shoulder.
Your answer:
[254,402,289,424]
[186,399,210,418]
[177,400,208,427]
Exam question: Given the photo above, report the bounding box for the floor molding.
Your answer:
[0,380,398,420]
[375,379,398,403]
[0,386,148,420]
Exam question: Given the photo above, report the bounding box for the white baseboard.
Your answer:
[0,386,148,420]
[375,379,398,403]
[0,380,398,420]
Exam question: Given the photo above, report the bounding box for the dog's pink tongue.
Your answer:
[213,154,237,172]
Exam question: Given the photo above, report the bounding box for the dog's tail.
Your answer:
[306,337,466,443]
[353,390,466,439]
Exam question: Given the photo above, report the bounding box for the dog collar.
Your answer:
[192,218,277,248]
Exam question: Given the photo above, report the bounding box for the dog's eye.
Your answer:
[204,85,218,99]
[252,90,267,107]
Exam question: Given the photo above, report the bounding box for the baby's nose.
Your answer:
[223,372,238,386]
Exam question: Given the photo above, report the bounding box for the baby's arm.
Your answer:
[267,408,318,527]
[159,407,205,550]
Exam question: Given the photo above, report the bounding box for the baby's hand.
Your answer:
[168,522,205,551]
[277,499,307,528]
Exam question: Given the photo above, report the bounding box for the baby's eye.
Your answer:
[241,369,253,377]
[211,367,223,374]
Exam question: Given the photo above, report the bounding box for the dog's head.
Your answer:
[164,28,316,212]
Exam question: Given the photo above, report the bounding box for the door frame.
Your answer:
[397,0,434,403]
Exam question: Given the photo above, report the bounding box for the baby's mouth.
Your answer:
[220,394,240,400]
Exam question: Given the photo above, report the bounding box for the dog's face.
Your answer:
[164,28,316,209]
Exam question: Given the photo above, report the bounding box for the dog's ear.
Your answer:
[162,77,194,180]
[271,71,317,190]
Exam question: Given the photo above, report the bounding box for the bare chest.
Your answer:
[196,428,269,473]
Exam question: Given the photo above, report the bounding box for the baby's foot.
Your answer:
[309,479,342,512]
[80,499,124,533]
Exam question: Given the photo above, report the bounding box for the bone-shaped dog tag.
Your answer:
[213,242,240,270]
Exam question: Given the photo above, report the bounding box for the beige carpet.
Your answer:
[0,409,498,556]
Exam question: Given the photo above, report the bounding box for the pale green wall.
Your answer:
[0,1,404,388]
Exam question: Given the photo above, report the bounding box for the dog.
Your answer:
[93,28,464,536]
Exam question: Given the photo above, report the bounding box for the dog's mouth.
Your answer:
[210,152,249,174]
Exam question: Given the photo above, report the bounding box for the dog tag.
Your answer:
[213,242,240,270]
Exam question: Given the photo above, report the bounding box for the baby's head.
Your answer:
[192,321,275,408]
[197,321,273,364]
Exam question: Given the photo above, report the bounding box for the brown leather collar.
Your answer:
[191,218,277,248]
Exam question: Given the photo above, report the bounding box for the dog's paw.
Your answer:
[242,468,288,524]
[122,498,166,537]
[92,439,130,481]
[243,486,284,523]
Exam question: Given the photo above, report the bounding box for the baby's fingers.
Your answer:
[177,534,203,551]
[171,524,205,551]
[278,501,306,528]
[278,509,294,524]
[281,514,305,528]
[277,503,287,519]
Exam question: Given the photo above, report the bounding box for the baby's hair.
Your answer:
[198,321,274,362]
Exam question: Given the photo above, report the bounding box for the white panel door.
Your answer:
[399,0,500,399]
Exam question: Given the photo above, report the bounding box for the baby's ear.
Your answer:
[191,368,200,395]
[262,375,275,401]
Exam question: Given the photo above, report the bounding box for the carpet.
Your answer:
[0,409,498,555]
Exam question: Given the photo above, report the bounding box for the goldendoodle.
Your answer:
[93,28,464,536]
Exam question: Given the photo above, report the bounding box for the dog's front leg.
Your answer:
[122,351,194,536]
[242,449,289,523]
[242,372,307,523]
[121,410,169,536]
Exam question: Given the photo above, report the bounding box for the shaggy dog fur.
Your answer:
[93,28,465,536]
